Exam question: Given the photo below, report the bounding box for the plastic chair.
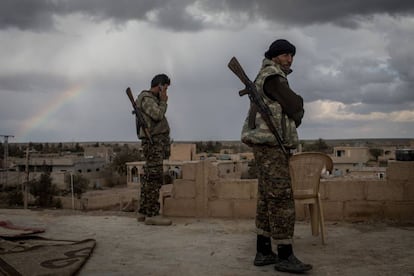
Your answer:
[289,152,333,244]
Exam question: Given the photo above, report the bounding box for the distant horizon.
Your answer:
[3,137,413,145]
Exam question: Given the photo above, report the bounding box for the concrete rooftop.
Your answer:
[1,209,413,276]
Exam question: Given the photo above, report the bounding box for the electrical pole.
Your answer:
[23,147,36,209]
[1,135,14,189]
[24,147,29,209]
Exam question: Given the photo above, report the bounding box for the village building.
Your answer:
[1,140,413,222]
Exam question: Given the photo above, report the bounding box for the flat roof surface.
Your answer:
[1,209,413,275]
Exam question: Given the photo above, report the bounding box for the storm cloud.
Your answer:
[0,0,413,142]
[2,0,414,31]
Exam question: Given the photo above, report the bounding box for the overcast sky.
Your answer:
[1,0,414,143]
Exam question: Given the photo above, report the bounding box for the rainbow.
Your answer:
[17,84,84,141]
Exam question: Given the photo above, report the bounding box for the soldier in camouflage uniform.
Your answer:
[136,74,172,226]
[242,39,312,273]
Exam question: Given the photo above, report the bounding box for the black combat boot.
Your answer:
[253,235,278,266]
[274,244,312,273]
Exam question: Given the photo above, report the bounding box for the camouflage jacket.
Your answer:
[241,58,299,148]
[136,90,170,139]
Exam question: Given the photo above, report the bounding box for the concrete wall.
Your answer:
[163,160,414,222]
[57,188,137,210]
[163,161,215,217]
[216,161,246,179]
[170,143,196,161]
[332,146,370,163]
[331,146,371,174]
[2,169,119,192]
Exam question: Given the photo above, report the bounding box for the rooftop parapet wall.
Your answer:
[387,161,414,182]
[164,160,414,222]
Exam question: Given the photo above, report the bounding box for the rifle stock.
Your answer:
[228,57,250,85]
[227,56,288,158]
[126,87,153,144]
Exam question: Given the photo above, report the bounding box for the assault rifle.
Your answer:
[126,87,153,144]
[227,56,288,159]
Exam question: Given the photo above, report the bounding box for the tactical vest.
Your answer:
[241,59,299,148]
[136,91,170,139]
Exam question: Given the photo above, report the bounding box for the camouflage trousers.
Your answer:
[139,135,170,217]
[253,145,295,240]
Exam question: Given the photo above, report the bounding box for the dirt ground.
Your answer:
[1,208,413,276]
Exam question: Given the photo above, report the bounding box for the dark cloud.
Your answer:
[0,0,56,31]
[0,0,201,31]
[0,72,70,93]
[1,1,413,142]
[387,30,414,82]
[204,0,414,28]
[292,52,414,109]
[2,0,414,31]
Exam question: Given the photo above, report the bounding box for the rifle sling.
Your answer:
[249,101,289,159]
[248,103,259,129]
[281,112,286,139]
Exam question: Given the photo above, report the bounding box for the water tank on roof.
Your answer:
[395,149,414,161]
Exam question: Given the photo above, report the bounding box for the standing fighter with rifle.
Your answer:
[126,87,153,144]
[126,74,172,226]
[228,39,310,273]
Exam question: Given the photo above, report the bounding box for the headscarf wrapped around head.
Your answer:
[264,39,296,59]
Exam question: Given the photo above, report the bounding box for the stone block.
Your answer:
[173,179,196,198]
[208,162,219,181]
[207,180,219,200]
[366,181,404,201]
[181,162,197,180]
[194,160,209,217]
[251,180,258,199]
[233,199,256,218]
[325,180,366,201]
[344,201,384,221]
[215,180,254,199]
[384,201,414,221]
[208,200,234,218]
[163,198,197,217]
[403,181,414,201]
[322,200,344,221]
[387,161,414,181]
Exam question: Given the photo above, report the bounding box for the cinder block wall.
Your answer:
[58,188,137,210]
[164,160,414,222]
[163,161,211,217]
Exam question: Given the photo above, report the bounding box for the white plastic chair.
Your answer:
[289,152,333,244]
